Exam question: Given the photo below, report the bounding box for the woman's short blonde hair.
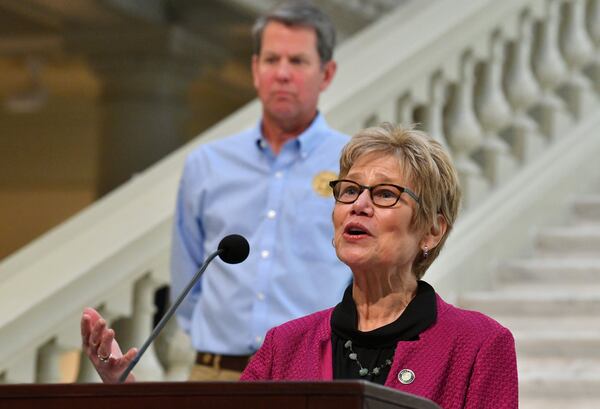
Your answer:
[338,123,462,279]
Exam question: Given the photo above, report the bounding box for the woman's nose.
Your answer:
[351,189,374,216]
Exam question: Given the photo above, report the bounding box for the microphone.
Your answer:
[118,234,249,383]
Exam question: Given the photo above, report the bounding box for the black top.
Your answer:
[330,280,437,384]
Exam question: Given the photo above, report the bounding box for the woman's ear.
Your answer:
[422,214,448,250]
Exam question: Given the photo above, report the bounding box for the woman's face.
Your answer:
[333,153,423,276]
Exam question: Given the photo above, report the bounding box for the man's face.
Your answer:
[252,21,336,130]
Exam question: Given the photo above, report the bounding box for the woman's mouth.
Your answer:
[343,223,372,239]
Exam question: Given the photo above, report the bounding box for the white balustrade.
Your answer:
[423,72,450,152]
[475,31,518,185]
[396,93,414,127]
[3,0,600,385]
[586,0,600,91]
[2,347,37,383]
[36,340,63,383]
[119,275,164,381]
[76,349,101,383]
[504,10,547,163]
[155,313,195,381]
[445,52,488,208]
[559,0,598,118]
[532,0,573,138]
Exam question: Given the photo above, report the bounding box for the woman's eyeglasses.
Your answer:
[329,179,421,208]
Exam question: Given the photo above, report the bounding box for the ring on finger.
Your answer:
[98,352,111,363]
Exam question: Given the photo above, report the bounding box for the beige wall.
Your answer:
[0,74,99,259]
[0,57,254,261]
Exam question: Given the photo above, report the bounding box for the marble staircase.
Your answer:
[459,190,600,408]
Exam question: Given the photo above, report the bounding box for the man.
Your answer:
[170,1,351,380]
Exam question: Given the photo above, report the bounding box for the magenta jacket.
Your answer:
[241,294,518,409]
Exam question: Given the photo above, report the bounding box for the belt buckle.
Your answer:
[202,353,213,365]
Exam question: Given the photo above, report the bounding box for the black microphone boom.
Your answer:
[118,234,250,383]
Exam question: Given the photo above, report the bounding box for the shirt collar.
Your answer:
[254,112,328,158]
[331,280,437,348]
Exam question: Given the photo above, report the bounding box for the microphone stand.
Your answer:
[118,249,222,383]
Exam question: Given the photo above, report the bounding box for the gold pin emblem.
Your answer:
[312,171,338,197]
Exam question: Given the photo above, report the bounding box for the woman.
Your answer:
[81,124,518,408]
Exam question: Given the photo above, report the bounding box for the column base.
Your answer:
[475,137,519,187]
[558,74,599,121]
[502,115,548,164]
[529,94,573,140]
[456,159,490,210]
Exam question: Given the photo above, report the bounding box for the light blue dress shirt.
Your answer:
[171,113,352,355]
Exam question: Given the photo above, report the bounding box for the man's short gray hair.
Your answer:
[252,0,336,64]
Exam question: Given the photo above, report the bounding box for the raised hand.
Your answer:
[80,307,137,383]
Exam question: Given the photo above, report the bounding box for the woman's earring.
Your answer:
[423,246,429,258]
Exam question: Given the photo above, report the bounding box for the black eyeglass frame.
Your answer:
[329,179,421,208]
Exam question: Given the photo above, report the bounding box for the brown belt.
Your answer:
[195,352,252,372]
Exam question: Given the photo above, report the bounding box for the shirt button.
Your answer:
[267,210,276,219]
[257,292,265,301]
[275,171,283,178]
[261,250,270,259]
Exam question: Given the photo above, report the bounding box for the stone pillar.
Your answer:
[67,26,219,195]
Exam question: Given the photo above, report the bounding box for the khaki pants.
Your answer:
[188,363,242,381]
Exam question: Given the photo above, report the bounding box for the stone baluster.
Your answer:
[475,32,517,186]
[504,11,547,163]
[362,97,398,128]
[423,73,450,152]
[76,350,101,383]
[376,98,397,124]
[123,274,164,381]
[154,313,195,381]
[3,347,37,383]
[586,0,600,91]
[531,0,572,139]
[363,114,379,128]
[559,0,597,119]
[445,52,489,209]
[397,93,414,127]
[36,339,63,383]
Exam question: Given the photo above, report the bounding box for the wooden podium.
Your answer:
[1,381,441,409]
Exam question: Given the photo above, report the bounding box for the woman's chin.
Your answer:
[338,251,373,272]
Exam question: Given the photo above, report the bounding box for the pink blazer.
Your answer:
[241,294,518,409]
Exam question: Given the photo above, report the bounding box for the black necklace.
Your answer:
[344,340,393,377]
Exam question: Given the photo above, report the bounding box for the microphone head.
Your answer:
[218,234,250,264]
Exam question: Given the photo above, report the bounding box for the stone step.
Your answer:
[536,225,600,256]
[492,315,600,332]
[520,398,600,409]
[512,328,600,358]
[573,195,600,223]
[458,284,600,316]
[495,258,600,284]
[519,357,600,399]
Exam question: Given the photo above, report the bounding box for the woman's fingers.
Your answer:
[90,318,107,348]
[97,328,114,361]
[80,313,91,347]
[123,347,138,362]
[80,308,137,383]
[81,308,102,346]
